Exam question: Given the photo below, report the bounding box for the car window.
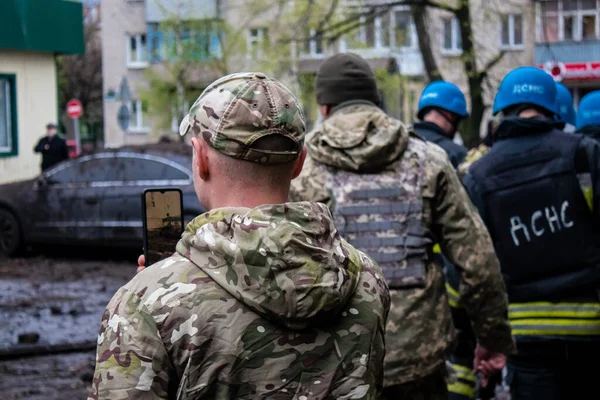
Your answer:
[119,157,189,181]
[47,157,121,183]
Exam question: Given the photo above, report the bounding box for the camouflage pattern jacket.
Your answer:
[290,101,515,386]
[88,202,390,400]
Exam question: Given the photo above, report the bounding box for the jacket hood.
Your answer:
[176,202,360,330]
[306,101,409,172]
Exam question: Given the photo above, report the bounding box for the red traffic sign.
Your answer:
[66,99,83,119]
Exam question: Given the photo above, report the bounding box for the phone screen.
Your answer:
[142,189,184,267]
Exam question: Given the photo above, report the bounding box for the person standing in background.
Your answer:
[34,123,69,171]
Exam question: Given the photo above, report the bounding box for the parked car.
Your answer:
[0,144,204,256]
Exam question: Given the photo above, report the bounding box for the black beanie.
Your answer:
[316,53,380,106]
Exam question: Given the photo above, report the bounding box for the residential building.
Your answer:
[101,0,222,148]
[0,0,84,184]
[296,2,426,124]
[292,0,534,131]
[427,0,535,128]
[535,0,600,105]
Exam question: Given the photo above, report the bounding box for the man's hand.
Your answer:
[137,255,145,273]
[473,345,507,387]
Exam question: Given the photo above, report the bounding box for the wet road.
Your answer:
[0,248,135,399]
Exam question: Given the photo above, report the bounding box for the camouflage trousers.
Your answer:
[381,366,448,400]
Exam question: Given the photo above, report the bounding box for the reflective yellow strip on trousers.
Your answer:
[451,364,476,382]
[448,381,475,398]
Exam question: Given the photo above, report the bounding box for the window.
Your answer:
[247,27,268,59]
[126,33,148,68]
[120,157,189,181]
[0,74,17,157]
[394,10,413,48]
[128,100,149,133]
[366,17,376,47]
[302,29,324,57]
[47,158,121,184]
[351,8,415,49]
[442,17,462,54]
[147,23,164,63]
[537,0,600,42]
[500,14,524,49]
[381,12,391,47]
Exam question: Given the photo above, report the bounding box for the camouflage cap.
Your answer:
[179,72,306,164]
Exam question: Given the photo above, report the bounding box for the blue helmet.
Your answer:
[555,83,576,126]
[417,81,468,120]
[576,91,600,129]
[492,66,558,116]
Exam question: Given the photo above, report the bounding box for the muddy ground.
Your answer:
[0,247,136,399]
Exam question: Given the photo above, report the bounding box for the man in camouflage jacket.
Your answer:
[88,73,390,400]
[290,53,515,399]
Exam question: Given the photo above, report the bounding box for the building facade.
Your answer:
[535,0,600,105]
[291,0,534,131]
[0,0,84,184]
[100,0,222,148]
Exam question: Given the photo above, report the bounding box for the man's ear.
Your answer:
[191,137,210,181]
[291,146,307,179]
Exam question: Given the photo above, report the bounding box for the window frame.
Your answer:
[126,33,149,69]
[300,28,325,58]
[500,14,525,50]
[0,74,18,158]
[391,7,417,49]
[536,0,600,42]
[440,17,462,55]
[127,99,150,134]
[247,27,268,59]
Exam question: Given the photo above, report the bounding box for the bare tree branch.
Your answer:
[284,0,458,44]
[315,0,340,39]
[411,2,443,81]
[480,50,506,79]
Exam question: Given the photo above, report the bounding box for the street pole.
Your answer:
[73,117,81,155]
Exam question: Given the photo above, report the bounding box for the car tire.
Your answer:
[0,208,23,257]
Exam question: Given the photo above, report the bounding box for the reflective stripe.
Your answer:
[452,364,476,382]
[433,243,441,254]
[448,381,475,398]
[446,282,461,308]
[584,187,593,211]
[338,202,421,216]
[509,302,600,319]
[511,318,600,336]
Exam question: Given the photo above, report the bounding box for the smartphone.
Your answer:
[141,188,184,267]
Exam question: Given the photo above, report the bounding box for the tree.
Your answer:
[140,0,293,140]
[296,0,524,147]
[57,20,103,145]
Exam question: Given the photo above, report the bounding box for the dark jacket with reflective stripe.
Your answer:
[413,121,467,168]
[464,117,600,340]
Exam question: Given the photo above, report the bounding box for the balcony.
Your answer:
[535,40,600,64]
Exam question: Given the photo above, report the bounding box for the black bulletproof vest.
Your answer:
[470,130,600,299]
